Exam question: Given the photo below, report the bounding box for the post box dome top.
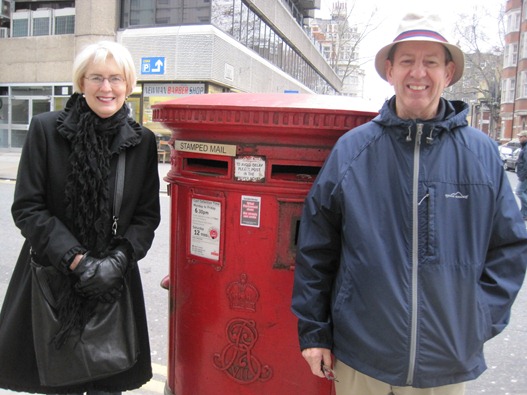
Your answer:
[152,93,379,145]
[153,93,379,113]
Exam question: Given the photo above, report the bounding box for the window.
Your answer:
[522,32,527,59]
[31,9,52,36]
[12,99,29,125]
[12,11,30,37]
[502,78,516,103]
[54,8,75,35]
[507,10,521,33]
[504,43,518,67]
[121,0,211,28]
[521,71,527,99]
[0,96,7,125]
[32,17,51,35]
[12,8,74,37]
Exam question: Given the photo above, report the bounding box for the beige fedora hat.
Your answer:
[374,12,465,86]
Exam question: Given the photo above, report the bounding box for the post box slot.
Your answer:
[270,164,321,182]
[275,201,304,270]
[184,157,229,176]
[293,218,300,246]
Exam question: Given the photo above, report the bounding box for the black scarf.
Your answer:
[52,93,130,347]
[58,93,129,256]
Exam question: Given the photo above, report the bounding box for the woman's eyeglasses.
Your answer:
[84,75,125,86]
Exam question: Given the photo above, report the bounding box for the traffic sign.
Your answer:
[141,57,165,75]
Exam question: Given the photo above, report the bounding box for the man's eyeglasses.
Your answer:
[321,364,339,382]
[84,75,125,86]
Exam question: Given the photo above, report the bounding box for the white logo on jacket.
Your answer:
[445,192,469,199]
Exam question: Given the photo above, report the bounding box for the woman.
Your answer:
[0,41,161,394]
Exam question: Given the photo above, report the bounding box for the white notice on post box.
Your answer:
[190,198,221,261]
[235,156,265,182]
[240,195,261,228]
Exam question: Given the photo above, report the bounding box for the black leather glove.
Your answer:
[74,249,129,300]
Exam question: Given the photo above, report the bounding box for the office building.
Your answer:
[0,0,343,149]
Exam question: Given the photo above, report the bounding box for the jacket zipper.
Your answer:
[407,123,423,385]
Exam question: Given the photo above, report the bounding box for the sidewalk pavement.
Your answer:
[0,152,19,181]
[0,152,172,190]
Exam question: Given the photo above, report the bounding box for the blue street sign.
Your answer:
[141,57,165,75]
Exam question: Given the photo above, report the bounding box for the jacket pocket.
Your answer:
[418,184,437,262]
[332,266,354,318]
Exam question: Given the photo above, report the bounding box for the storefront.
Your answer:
[0,81,229,150]
[0,84,72,149]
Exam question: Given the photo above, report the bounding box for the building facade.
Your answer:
[0,0,343,149]
[502,0,527,140]
[309,2,365,98]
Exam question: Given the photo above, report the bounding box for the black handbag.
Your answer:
[31,152,139,386]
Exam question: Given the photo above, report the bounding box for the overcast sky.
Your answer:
[316,0,505,107]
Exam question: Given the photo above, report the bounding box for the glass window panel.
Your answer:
[269,29,276,64]
[12,129,28,148]
[239,2,248,45]
[55,15,75,34]
[54,97,69,112]
[127,96,141,124]
[123,0,211,27]
[12,99,29,125]
[33,17,51,36]
[53,86,73,96]
[211,0,234,35]
[182,0,211,24]
[245,8,255,49]
[33,99,50,117]
[0,97,6,124]
[121,0,131,27]
[156,0,182,25]
[12,86,52,96]
[0,129,7,149]
[252,17,261,51]
[231,0,242,41]
[130,0,156,26]
[276,36,283,68]
[12,19,29,37]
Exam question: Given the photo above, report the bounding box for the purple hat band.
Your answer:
[394,29,448,43]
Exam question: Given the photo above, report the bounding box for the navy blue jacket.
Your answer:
[291,97,527,388]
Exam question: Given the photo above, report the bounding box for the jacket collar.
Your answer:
[373,96,469,144]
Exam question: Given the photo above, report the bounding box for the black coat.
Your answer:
[0,106,161,393]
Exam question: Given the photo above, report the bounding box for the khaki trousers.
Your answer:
[334,360,466,395]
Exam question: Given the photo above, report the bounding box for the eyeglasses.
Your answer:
[321,364,339,382]
[84,75,125,86]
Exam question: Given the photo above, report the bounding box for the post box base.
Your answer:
[164,381,174,395]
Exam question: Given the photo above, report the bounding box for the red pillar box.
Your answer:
[153,93,377,395]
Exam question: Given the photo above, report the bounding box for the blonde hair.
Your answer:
[72,41,136,96]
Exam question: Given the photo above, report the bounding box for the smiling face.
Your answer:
[385,41,455,120]
[80,57,127,119]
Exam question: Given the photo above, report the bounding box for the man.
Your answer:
[291,11,527,395]
[515,131,527,219]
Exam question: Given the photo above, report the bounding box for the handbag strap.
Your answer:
[112,151,126,236]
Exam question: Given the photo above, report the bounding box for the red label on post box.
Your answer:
[240,195,261,227]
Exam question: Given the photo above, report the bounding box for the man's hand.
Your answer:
[301,347,332,378]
